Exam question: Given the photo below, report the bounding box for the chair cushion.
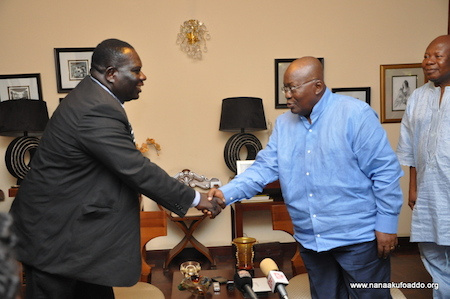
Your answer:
[113,282,164,299]
[391,287,407,298]
[285,273,311,298]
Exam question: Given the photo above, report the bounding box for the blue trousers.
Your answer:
[418,242,450,299]
[299,240,391,299]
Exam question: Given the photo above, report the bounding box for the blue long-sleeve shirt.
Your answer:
[220,88,403,252]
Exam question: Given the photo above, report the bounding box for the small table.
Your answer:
[171,269,278,299]
[231,201,284,239]
[231,180,284,239]
[9,187,18,197]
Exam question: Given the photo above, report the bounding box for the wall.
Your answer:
[0,0,447,249]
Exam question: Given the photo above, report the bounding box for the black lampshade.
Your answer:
[0,99,49,184]
[0,99,49,137]
[219,97,267,132]
[219,97,267,173]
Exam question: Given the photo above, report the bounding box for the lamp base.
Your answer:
[224,133,262,173]
[5,136,40,184]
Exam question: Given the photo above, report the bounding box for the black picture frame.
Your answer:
[0,73,43,101]
[275,57,324,109]
[54,47,94,93]
[331,87,371,105]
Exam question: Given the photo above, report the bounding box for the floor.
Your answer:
[147,241,433,299]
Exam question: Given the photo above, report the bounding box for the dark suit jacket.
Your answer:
[10,77,195,286]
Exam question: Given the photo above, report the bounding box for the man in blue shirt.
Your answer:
[210,57,403,298]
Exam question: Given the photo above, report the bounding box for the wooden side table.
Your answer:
[9,187,18,197]
[230,180,284,239]
[231,201,284,239]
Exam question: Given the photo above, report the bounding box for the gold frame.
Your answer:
[380,63,425,123]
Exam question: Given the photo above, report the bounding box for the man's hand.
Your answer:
[375,230,398,259]
[195,193,226,219]
[408,190,417,210]
[408,167,417,210]
[207,188,225,203]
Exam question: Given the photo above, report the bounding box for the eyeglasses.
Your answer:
[281,79,318,94]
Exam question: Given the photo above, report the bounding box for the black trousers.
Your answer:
[23,264,115,299]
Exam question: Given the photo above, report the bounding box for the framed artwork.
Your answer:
[380,63,426,123]
[54,47,94,93]
[332,87,371,105]
[0,73,43,102]
[275,57,324,108]
[236,160,255,175]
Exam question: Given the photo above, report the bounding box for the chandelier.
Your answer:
[176,19,210,60]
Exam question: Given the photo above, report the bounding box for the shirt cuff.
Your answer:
[219,186,237,206]
[190,191,201,207]
[375,213,399,234]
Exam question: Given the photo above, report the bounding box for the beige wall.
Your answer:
[0,0,447,249]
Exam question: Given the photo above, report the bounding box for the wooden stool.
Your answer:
[160,208,215,270]
[158,169,221,271]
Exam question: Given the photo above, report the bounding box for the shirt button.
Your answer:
[317,234,321,237]
[309,193,313,197]
[309,129,313,132]
[230,197,234,200]
[313,214,316,218]
[306,172,310,176]
[307,150,311,154]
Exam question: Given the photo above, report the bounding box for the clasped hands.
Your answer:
[195,189,226,219]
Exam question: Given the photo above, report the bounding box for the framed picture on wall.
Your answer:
[275,57,324,109]
[331,87,371,105]
[380,63,426,123]
[0,73,43,101]
[54,47,94,93]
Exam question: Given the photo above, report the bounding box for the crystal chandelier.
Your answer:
[176,19,210,60]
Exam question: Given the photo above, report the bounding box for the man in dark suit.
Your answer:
[9,39,225,299]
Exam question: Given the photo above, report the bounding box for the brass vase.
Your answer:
[232,237,257,270]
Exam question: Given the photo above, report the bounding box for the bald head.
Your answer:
[282,57,326,120]
[427,35,450,48]
[423,35,450,87]
[285,56,324,83]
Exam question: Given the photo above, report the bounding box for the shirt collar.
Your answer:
[303,88,332,124]
[89,75,124,107]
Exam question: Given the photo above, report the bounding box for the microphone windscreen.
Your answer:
[234,270,253,292]
[260,258,279,276]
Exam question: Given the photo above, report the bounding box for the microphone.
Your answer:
[260,258,289,299]
[233,270,258,299]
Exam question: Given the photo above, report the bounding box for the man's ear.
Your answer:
[314,80,325,95]
[105,67,116,83]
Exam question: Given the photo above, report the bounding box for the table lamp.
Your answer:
[219,97,267,173]
[0,99,49,185]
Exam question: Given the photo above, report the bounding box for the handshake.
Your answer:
[194,189,226,219]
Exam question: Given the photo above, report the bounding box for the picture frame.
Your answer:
[236,160,255,175]
[380,63,426,123]
[0,73,43,102]
[275,57,324,108]
[54,47,94,93]
[331,87,371,105]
